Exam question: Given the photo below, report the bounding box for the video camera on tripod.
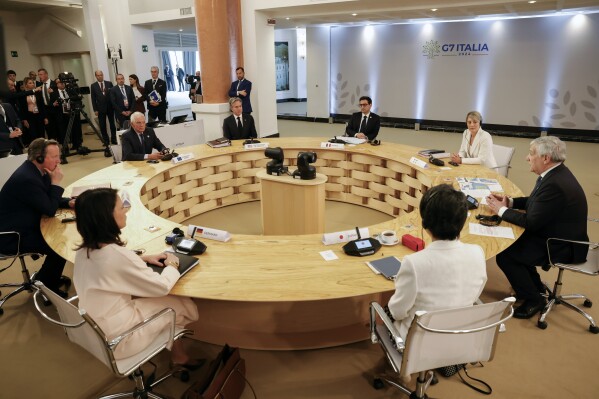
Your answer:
[56,71,112,162]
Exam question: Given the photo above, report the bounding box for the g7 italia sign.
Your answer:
[423,40,489,59]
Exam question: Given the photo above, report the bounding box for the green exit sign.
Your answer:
[10,51,18,57]
[142,45,148,52]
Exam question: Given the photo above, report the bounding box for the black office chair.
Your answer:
[0,231,45,315]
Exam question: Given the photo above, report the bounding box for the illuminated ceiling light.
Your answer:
[178,28,183,32]
[528,1,536,3]
[352,13,358,16]
[431,9,438,12]
[285,17,290,20]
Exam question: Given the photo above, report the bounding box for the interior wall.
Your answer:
[306,26,330,119]
[330,13,599,130]
[128,0,193,15]
[1,11,41,77]
[27,8,89,55]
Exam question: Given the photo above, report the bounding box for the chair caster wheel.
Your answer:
[537,320,548,330]
[179,370,190,382]
[0,308,4,316]
[583,299,592,308]
[373,378,385,390]
[431,374,439,385]
[590,325,599,334]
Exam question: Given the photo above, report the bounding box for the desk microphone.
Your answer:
[243,137,260,145]
[329,136,346,144]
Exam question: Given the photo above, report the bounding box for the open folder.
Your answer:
[147,252,199,277]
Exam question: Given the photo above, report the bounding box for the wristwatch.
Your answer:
[165,260,179,268]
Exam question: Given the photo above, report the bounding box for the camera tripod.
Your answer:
[61,102,112,164]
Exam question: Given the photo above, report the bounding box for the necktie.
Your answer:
[61,90,66,98]
[100,82,104,93]
[43,83,50,104]
[152,80,156,89]
[359,115,367,133]
[121,86,126,97]
[237,116,243,133]
[139,134,145,149]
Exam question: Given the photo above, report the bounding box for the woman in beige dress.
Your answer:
[73,188,199,365]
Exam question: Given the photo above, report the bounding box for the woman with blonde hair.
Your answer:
[451,111,497,169]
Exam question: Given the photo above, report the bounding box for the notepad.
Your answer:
[366,256,402,280]
[147,252,199,277]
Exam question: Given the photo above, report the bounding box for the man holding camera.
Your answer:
[222,97,257,140]
[121,112,166,161]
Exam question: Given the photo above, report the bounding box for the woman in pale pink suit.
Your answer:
[73,188,199,365]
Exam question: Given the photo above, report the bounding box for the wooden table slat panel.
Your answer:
[367,198,395,216]
[199,155,234,167]
[387,160,414,174]
[351,154,383,166]
[351,170,384,183]
[204,187,235,201]
[234,152,266,162]
[187,166,215,180]
[203,171,234,184]
[369,181,395,196]
[370,165,396,178]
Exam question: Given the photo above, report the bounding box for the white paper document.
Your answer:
[340,137,367,145]
[320,250,339,261]
[457,177,504,198]
[469,223,515,239]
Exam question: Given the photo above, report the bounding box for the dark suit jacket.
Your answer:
[228,79,252,113]
[109,85,135,115]
[90,80,114,113]
[176,68,185,81]
[345,112,381,141]
[143,78,167,110]
[121,127,166,161]
[40,80,59,111]
[0,161,69,253]
[502,163,588,264]
[222,114,257,140]
[189,80,202,99]
[0,103,24,154]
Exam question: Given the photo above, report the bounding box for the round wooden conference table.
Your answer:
[41,138,523,350]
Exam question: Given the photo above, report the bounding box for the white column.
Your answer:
[306,27,330,119]
[97,0,136,80]
[82,0,110,75]
[240,6,278,136]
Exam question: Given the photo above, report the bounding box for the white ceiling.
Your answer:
[1,0,599,32]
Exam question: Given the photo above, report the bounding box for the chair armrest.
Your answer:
[369,302,405,350]
[546,238,598,266]
[415,297,515,334]
[107,307,176,350]
[33,289,85,328]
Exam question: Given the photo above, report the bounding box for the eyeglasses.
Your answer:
[359,103,369,107]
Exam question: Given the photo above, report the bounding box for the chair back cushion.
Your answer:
[492,144,515,177]
[401,299,511,376]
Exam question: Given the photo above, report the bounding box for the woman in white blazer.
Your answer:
[73,188,200,367]
[387,184,487,339]
[451,111,497,169]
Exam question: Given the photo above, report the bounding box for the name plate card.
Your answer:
[409,157,428,169]
[188,225,231,242]
[244,142,269,150]
[171,153,195,164]
[320,142,344,149]
[322,227,370,245]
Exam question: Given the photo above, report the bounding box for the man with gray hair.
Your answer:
[143,66,168,122]
[486,136,588,319]
[120,112,166,161]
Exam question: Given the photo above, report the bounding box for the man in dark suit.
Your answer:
[109,73,135,128]
[222,97,257,141]
[175,65,185,92]
[0,138,74,297]
[487,136,588,319]
[38,68,60,140]
[121,111,167,161]
[144,66,168,122]
[164,65,175,92]
[0,102,24,155]
[90,70,117,145]
[227,67,252,114]
[345,96,380,141]
[188,70,202,121]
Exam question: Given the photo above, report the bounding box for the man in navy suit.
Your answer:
[0,102,24,155]
[0,138,74,297]
[487,136,588,319]
[90,70,117,145]
[228,67,252,114]
[345,96,380,141]
[222,97,257,140]
[38,68,60,141]
[144,66,168,122]
[175,65,185,92]
[109,73,135,128]
[121,112,167,161]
